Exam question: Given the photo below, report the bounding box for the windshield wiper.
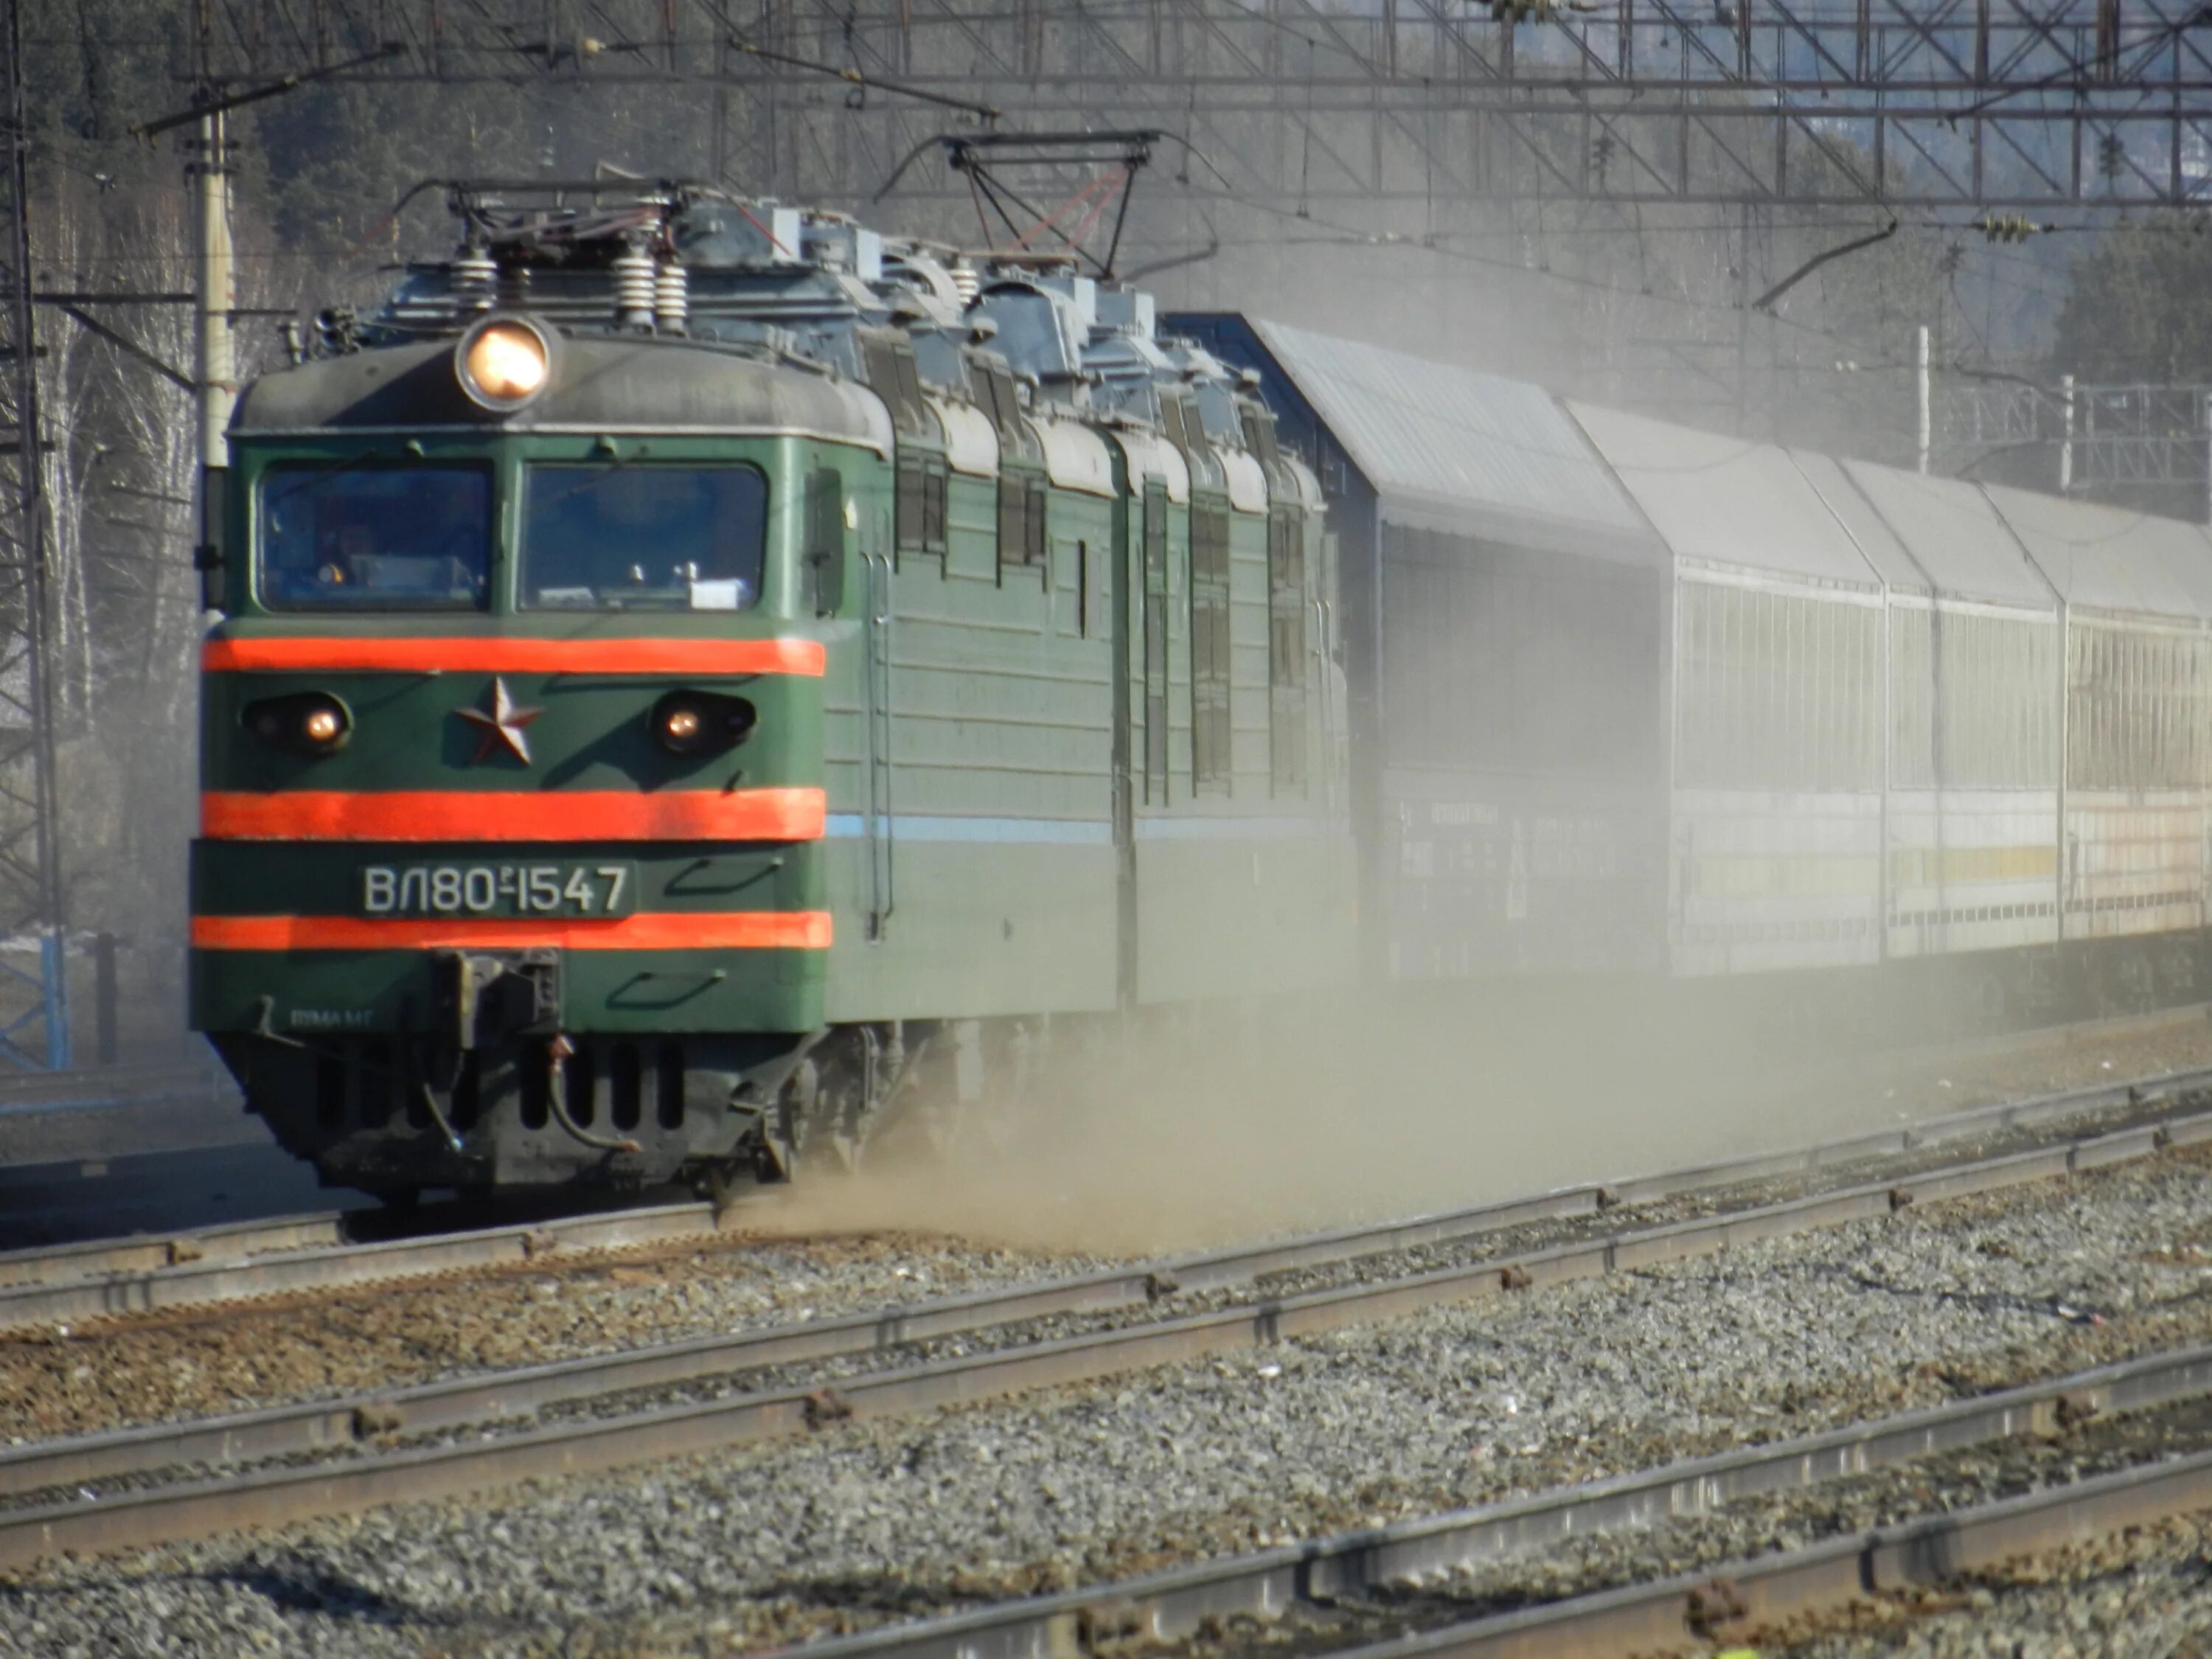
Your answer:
[260,448,395,509]
[540,453,643,509]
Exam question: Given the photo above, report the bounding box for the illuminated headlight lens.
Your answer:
[243,692,352,757]
[456,316,552,409]
[652,691,755,757]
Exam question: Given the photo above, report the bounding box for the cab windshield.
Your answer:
[521,463,768,611]
[257,462,491,611]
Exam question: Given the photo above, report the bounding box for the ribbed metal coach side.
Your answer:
[1986,484,2212,972]
[813,383,1125,1022]
[1176,316,1673,984]
[1804,459,2065,967]
[191,335,888,1191]
[1568,403,1888,980]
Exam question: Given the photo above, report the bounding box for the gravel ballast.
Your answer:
[1769,1512,2212,1658]
[1122,1394,2212,1659]
[8,1125,2212,1655]
[2,1074,2201,1512]
[0,1231,1125,1444]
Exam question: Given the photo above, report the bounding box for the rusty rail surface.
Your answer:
[3,1077,2209,1572]
[0,1199,723,1320]
[767,1342,2212,1659]
[1317,1438,2212,1659]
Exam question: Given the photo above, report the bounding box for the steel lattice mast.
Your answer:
[137,0,2212,211]
[0,0,70,1068]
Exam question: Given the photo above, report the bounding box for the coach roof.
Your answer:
[1829,459,2057,611]
[1569,401,1881,593]
[1234,318,1660,562]
[232,333,894,455]
[1986,483,2212,624]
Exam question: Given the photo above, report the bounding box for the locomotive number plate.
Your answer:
[361,861,639,918]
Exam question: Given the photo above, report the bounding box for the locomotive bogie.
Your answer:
[213,1029,807,1192]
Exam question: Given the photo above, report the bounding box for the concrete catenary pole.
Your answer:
[1916,325,1931,475]
[2060,373,2076,495]
[192,109,235,580]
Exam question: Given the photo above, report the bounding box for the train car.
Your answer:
[1812,462,2063,987]
[1568,405,1888,981]
[195,180,2212,1201]
[191,186,1354,1199]
[1183,310,2212,1032]
[1167,316,1672,987]
[1985,484,2212,995]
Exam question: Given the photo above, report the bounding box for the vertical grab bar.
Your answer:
[863,548,895,939]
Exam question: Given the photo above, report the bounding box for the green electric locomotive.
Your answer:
[192,183,1357,1198]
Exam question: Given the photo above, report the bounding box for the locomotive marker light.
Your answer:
[652,689,757,757]
[242,691,353,757]
[455,316,554,411]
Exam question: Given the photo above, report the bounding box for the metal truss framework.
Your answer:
[1944,379,2212,507]
[138,0,2212,211]
[0,0,71,1067]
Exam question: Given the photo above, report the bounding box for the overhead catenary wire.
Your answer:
[1161,178,1924,372]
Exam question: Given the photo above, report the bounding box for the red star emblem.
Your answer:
[456,675,543,765]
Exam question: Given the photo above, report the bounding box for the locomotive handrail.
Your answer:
[862,543,897,940]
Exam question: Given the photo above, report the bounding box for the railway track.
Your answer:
[759,1339,2212,1659]
[1374,1447,2212,1658]
[0,1026,2203,1336]
[0,1191,732,1324]
[5,1002,2204,1324]
[3,1060,2211,1573]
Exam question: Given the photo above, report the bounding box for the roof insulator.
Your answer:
[655,260,689,335]
[451,246,496,310]
[612,241,655,332]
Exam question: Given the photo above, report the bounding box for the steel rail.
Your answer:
[0,1199,722,1325]
[4,1060,2208,1509]
[764,1342,2212,1659]
[1316,1433,2212,1659]
[0,1210,349,1288]
[2,1091,2208,1571]
[4,1006,2200,1315]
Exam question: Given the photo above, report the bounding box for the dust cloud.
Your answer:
[732,976,2182,1260]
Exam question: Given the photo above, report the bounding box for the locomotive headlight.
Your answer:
[652,690,756,757]
[456,316,552,410]
[243,691,353,757]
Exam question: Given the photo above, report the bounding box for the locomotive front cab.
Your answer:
[191,324,883,1195]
